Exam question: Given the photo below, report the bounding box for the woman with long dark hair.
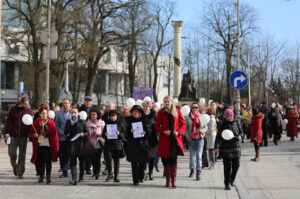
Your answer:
[154,96,186,188]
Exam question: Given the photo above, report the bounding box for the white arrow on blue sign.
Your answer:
[230,71,247,89]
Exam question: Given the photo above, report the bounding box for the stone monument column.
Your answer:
[172,21,184,98]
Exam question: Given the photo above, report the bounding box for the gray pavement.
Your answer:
[0,134,299,199]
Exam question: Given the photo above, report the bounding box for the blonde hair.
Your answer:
[163,96,178,117]
[142,101,152,108]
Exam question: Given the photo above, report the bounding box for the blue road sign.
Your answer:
[230,71,247,89]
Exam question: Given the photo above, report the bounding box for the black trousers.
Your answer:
[148,158,155,174]
[36,146,52,177]
[202,138,208,167]
[223,157,240,186]
[262,125,268,146]
[91,148,102,175]
[131,161,146,183]
[105,150,120,176]
[59,141,69,172]
[161,157,177,166]
[70,155,85,178]
[254,142,259,150]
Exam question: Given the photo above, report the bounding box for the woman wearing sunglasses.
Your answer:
[184,102,208,181]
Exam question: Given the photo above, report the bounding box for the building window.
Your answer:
[163,76,168,87]
[1,62,15,89]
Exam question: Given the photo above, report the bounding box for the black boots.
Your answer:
[46,175,51,184]
[196,171,201,181]
[69,167,77,185]
[189,169,194,178]
[105,173,113,182]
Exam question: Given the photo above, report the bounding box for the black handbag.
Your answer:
[119,142,126,158]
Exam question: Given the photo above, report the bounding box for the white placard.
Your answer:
[132,122,144,138]
[70,133,80,141]
[6,137,11,145]
[107,124,118,139]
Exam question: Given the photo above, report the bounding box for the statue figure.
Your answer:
[178,70,197,101]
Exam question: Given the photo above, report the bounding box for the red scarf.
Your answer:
[189,112,201,139]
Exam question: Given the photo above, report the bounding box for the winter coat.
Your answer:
[285,110,299,137]
[184,114,208,139]
[64,119,89,157]
[206,115,217,149]
[154,108,186,158]
[144,109,158,158]
[29,119,59,163]
[250,113,264,143]
[215,119,243,159]
[269,109,280,135]
[102,118,125,152]
[125,116,150,162]
[5,103,33,137]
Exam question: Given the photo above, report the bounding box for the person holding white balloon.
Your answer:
[214,108,242,190]
[184,102,208,181]
[154,96,186,188]
[4,96,33,179]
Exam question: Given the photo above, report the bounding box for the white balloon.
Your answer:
[173,98,179,105]
[79,111,88,121]
[284,119,288,125]
[136,99,143,107]
[200,114,210,125]
[22,114,33,125]
[181,105,190,116]
[48,110,55,119]
[144,96,152,102]
[200,98,206,105]
[271,103,276,109]
[126,98,135,108]
[222,129,234,140]
[154,102,161,111]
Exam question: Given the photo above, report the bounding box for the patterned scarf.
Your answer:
[189,112,201,137]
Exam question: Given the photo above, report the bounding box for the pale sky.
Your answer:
[173,0,300,43]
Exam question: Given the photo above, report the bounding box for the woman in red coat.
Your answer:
[285,107,299,142]
[250,107,264,162]
[30,104,59,184]
[154,96,186,188]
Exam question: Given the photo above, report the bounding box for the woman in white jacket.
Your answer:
[184,102,208,181]
[206,108,217,170]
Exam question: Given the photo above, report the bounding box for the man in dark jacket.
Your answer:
[259,101,269,146]
[4,97,33,178]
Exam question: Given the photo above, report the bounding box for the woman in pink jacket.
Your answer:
[86,108,105,179]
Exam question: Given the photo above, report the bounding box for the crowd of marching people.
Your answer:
[2,96,300,190]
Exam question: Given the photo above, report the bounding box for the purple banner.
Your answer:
[133,87,153,100]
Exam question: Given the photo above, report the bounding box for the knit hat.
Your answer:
[224,108,234,117]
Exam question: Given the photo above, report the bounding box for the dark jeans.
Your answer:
[202,138,208,167]
[105,150,120,176]
[91,148,102,175]
[262,125,268,146]
[58,141,69,172]
[131,161,146,183]
[36,146,52,177]
[223,157,240,186]
[161,157,177,166]
[8,137,27,176]
[85,156,92,172]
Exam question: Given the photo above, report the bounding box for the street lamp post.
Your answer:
[46,0,51,106]
[248,50,251,107]
[234,0,241,124]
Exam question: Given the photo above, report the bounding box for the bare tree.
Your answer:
[201,0,258,103]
